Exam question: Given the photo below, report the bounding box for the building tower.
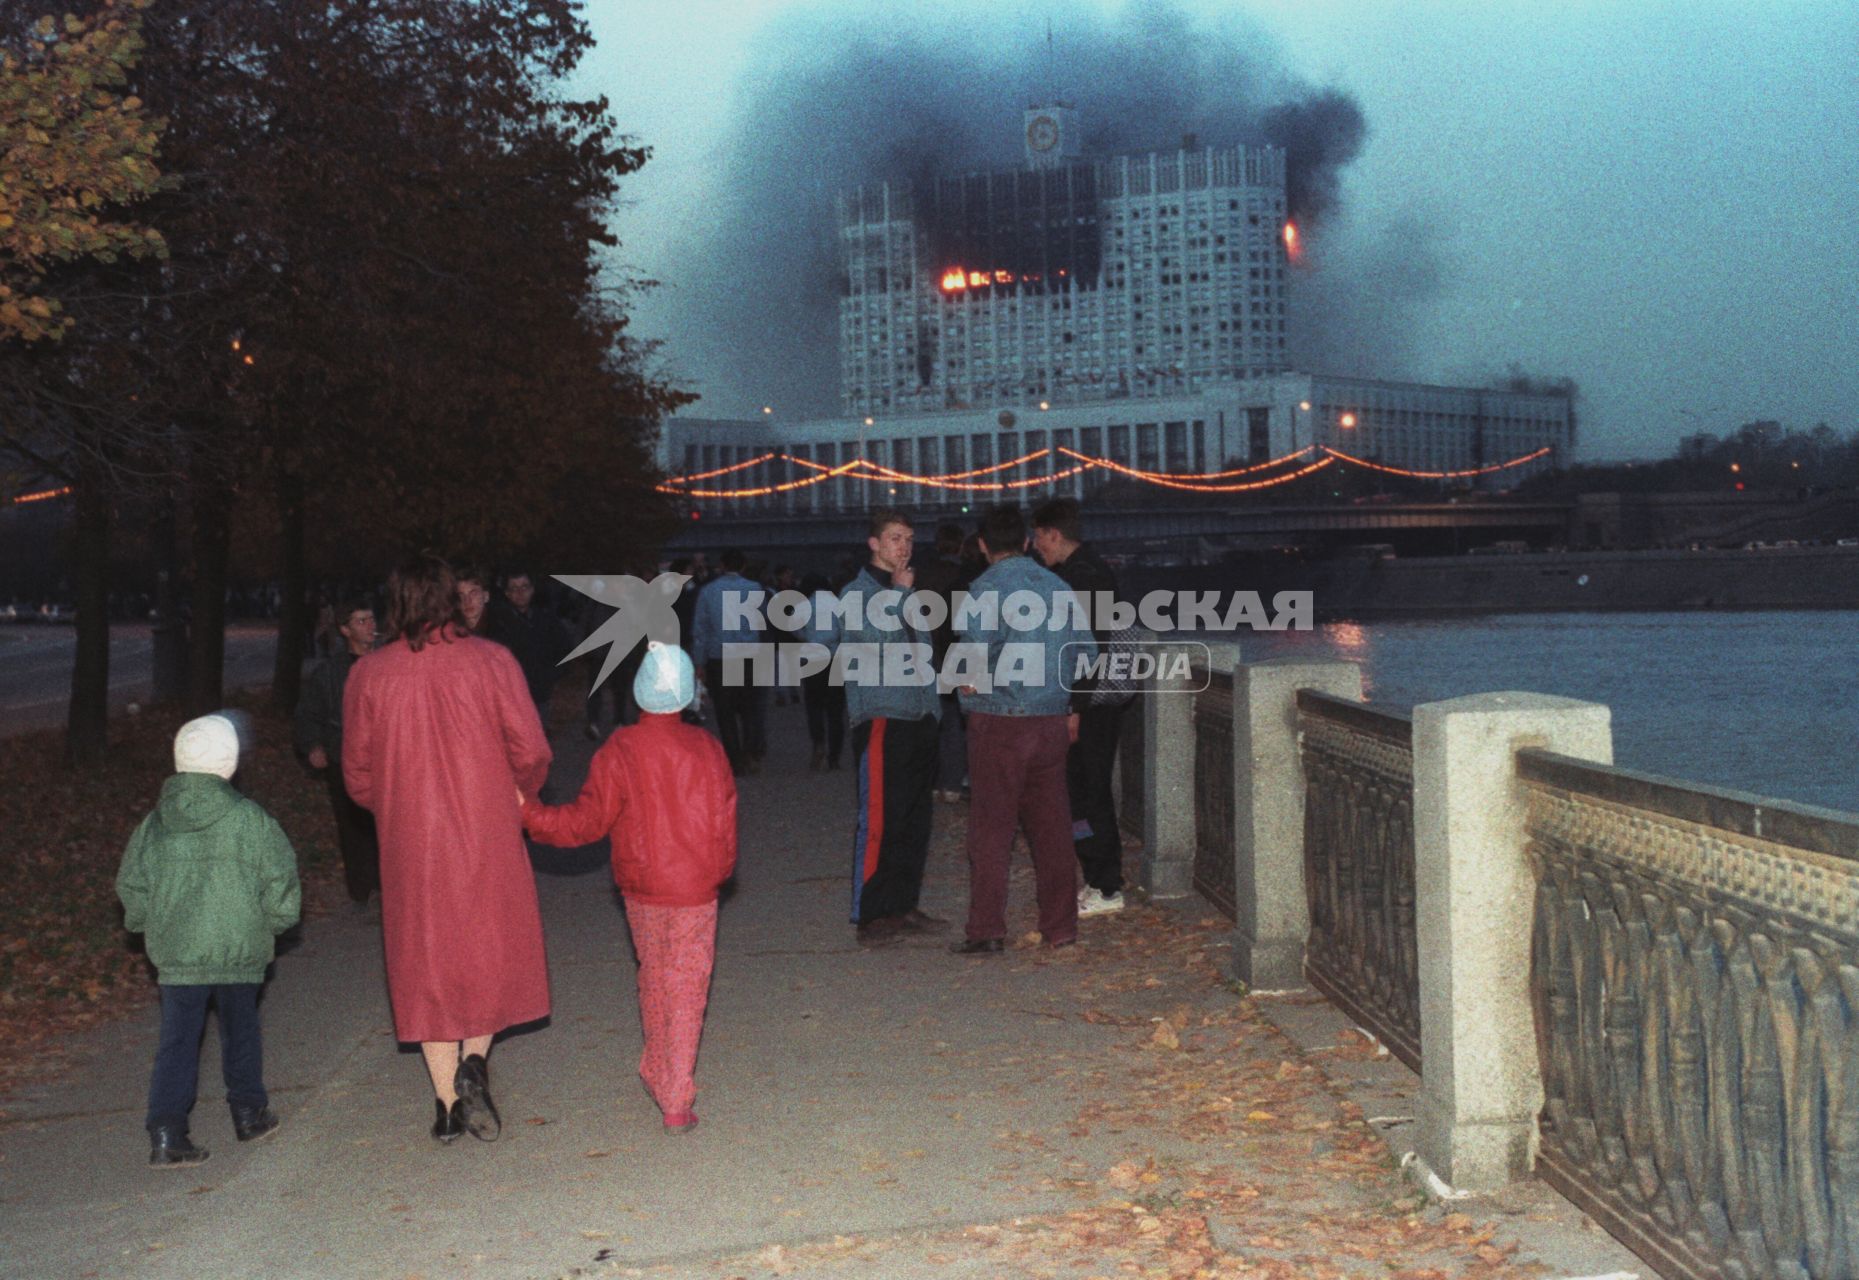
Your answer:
[838,110,1291,416]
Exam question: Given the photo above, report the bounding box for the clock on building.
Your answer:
[1025,114,1059,152]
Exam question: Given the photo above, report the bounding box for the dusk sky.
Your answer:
[581,1,1859,461]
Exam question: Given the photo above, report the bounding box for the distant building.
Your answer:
[838,106,1289,416]
[661,104,1571,509]
[1678,431,1719,460]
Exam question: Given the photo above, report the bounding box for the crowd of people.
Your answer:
[114,497,1132,1166]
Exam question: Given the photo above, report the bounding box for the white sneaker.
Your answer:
[1077,887,1125,917]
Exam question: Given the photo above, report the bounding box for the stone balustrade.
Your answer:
[1117,643,1858,1280]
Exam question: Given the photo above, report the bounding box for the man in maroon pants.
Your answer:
[950,505,1098,953]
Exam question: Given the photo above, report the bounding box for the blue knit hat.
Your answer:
[633,640,695,714]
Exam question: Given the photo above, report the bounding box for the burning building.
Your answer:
[840,106,1290,415]
[659,105,1573,512]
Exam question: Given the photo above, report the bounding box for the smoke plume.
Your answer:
[664,2,1428,418]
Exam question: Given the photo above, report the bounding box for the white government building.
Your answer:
[660,105,1572,513]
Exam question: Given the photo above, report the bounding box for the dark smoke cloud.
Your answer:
[665,2,1407,418]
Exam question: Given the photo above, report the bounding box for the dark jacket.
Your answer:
[1049,542,1120,712]
[293,649,358,761]
[115,774,301,985]
[483,600,570,707]
[911,554,966,663]
[521,714,737,907]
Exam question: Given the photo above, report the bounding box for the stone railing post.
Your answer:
[1230,658,1364,988]
[1135,638,1200,899]
[1410,692,1612,1192]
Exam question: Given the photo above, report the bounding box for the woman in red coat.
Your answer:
[343,555,553,1144]
[523,641,736,1130]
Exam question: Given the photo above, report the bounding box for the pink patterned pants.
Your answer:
[624,897,718,1119]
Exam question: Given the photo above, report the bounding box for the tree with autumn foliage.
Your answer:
[0,0,168,766]
[0,0,165,342]
[3,0,687,762]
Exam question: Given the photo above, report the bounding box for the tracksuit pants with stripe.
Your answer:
[850,714,938,924]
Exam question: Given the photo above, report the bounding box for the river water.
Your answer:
[1214,610,1859,815]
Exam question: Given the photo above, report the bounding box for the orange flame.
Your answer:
[940,269,967,292]
[1283,221,1302,263]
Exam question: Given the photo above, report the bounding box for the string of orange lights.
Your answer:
[1319,445,1554,479]
[670,461,866,499]
[664,452,782,483]
[662,445,1317,490]
[659,443,1557,499]
[5,485,73,506]
[1056,444,1316,481]
[1079,454,1337,493]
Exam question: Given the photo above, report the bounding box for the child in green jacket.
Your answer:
[116,714,301,1167]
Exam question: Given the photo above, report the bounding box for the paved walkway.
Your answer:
[0,701,1642,1279]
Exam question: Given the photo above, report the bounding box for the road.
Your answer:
[0,623,283,735]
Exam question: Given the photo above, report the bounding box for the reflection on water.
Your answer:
[1224,611,1859,814]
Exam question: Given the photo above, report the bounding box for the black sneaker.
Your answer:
[149,1126,210,1168]
[454,1054,500,1141]
[231,1105,280,1142]
[949,937,1004,955]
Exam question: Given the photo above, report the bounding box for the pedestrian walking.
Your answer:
[116,714,301,1167]
[691,549,764,775]
[292,595,380,903]
[481,569,571,719]
[522,642,736,1131]
[342,554,554,1145]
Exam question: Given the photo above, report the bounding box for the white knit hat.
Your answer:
[633,641,695,715]
[174,714,240,779]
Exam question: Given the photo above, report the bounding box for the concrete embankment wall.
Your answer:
[1131,546,1859,619]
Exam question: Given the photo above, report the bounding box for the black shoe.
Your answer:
[231,1105,280,1142]
[149,1125,210,1168]
[454,1054,500,1141]
[432,1098,466,1143]
[949,937,1004,955]
[900,909,950,933]
[855,917,906,947]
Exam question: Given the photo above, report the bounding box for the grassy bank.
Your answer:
[0,692,346,1111]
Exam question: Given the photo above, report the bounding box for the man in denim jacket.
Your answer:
[833,509,945,946]
[950,505,1096,953]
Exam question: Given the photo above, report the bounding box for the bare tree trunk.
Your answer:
[186,474,232,715]
[64,460,111,768]
[150,491,188,704]
[271,469,307,713]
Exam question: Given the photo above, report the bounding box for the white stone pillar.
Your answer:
[1136,638,1201,900]
[1411,692,1612,1191]
[1231,658,1364,989]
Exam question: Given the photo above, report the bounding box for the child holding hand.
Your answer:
[522,642,736,1130]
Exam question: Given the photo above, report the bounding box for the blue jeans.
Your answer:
[146,983,266,1133]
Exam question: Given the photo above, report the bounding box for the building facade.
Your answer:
[839,108,1291,416]
[660,372,1572,515]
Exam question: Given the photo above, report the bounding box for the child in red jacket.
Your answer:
[522,642,736,1131]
